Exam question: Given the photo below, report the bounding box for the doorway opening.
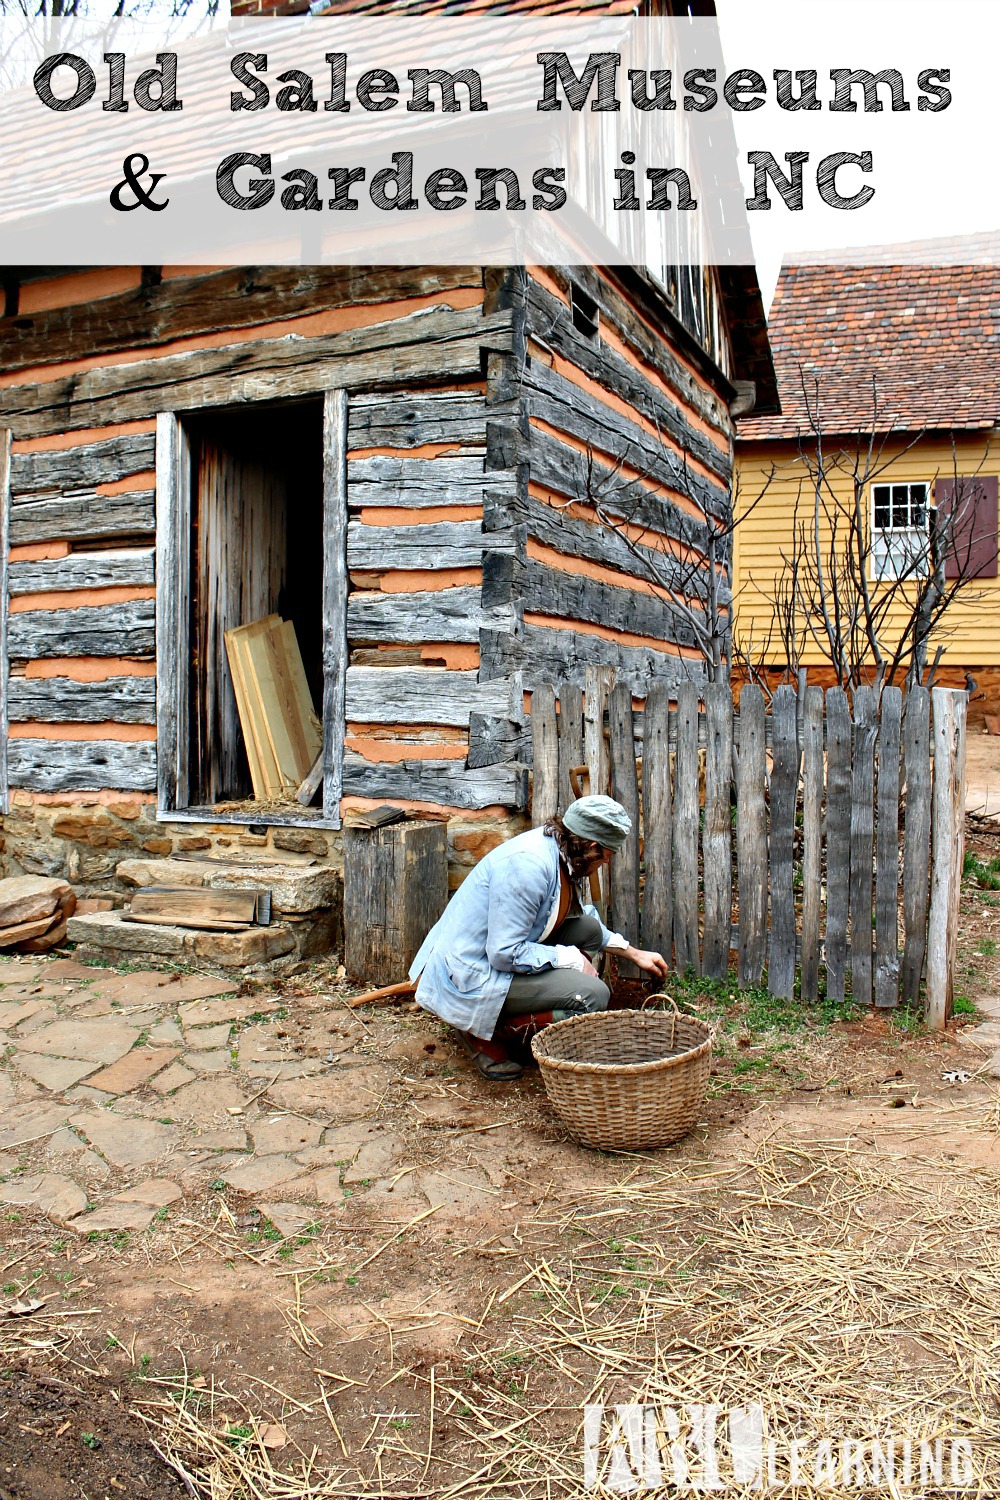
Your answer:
[184,399,325,810]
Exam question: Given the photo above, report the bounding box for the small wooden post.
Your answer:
[824,688,852,1004]
[702,682,733,981]
[768,684,799,999]
[343,819,448,986]
[800,686,825,1003]
[901,687,932,1006]
[736,683,768,988]
[672,681,701,973]
[584,665,615,917]
[608,681,640,956]
[849,685,878,1006]
[557,682,584,815]
[874,685,903,1009]
[531,683,559,827]
[640,682,672,966]
[926,687,967,1030]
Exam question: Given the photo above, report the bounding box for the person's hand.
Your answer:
[625,946,669,978]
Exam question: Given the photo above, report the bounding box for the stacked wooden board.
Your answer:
[124,885,271,933]
[0,876,77,952]
[224,615,322,800]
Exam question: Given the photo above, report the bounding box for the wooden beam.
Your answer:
[521,559,698,649]
[348,455,516,509]
[480,623,706,694]
[8,600,155,659]
[154,412,191,813]
[348,586,517,645]
[8,675,156,725]
[9,433,156,496]
[9,549,154,596]
[347,519,520,572]
[7,738,156,793]
[346,666,516,727]
[322,390,349,828]
[341,751,524,811]
[9,489,155,546]
[347,391,486,451]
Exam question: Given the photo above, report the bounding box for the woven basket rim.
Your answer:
[531,1007,714,1077]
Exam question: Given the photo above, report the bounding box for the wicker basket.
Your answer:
[531,1005,713,1151]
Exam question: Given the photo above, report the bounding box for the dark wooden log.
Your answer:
[901,686,931,1006]
[349,455,516,510]
[0,427,9,812]
[1,307,513,440]
[479,624,707,694]
[322,390,349,827]
[343,818,449,986]
[736,683,768,987]
[673,681,701,974]
[824,688,852,1005]
[7,738,156,792]
[768,684,799,1000]
[800,686,825,1004]
[8,675,156,724]
[521,559,696,648]
[640,681,672,965]
[0,266,481,374]
[341,752,524,811]
[9,434,155,496]
[530,683,559,827]
[467,714,524,770]
[8,600,155,659]
[348,587,517,645]
[849,686,878,1007]
[154,412,191,814]
[9,489,156,546]
[557,682,584,815]
[346,667,515,727]
[347,391,486,451]
[874,686,903,1009]
[348,519,519,572]
[609,682,641,954]
[9,549,154,596]
[702,680,733,981]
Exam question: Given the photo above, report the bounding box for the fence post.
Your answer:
[800,687,825,1003]
[768,684,799,999]
[557,682,584,814]
[531,682,559,827]
[673,681,701,973]
[584,665,615,917]
[824,688,852,1004]
[926,687,967,1030]
[640,682,672,967]
[702,682,734,981]
[609,681,640,962]
[874,686,903,1008]
[901,687,931,1006]
[736,683,768,987]
[849,686,878,1007]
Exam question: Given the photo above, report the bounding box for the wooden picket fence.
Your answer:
[530,669,968,1024]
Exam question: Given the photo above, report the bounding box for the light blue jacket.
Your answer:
[409,825,616,1040]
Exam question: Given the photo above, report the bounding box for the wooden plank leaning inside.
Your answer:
[224,614,322,800]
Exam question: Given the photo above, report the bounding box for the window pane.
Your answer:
[873,486,890,528]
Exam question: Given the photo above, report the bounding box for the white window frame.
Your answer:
[870,480,931,582]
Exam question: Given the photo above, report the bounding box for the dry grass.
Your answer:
[133,1108,1000,1498]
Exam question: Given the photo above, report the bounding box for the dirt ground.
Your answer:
[2,847,999,1498]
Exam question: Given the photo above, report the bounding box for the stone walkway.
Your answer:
[0,955,517,1241]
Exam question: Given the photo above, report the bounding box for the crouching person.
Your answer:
[409,796,668,1080]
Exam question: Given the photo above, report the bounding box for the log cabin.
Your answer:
[0,6,777,928]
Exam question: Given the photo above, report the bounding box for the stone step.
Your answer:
[115,856,341,914]
[66,910,297,967]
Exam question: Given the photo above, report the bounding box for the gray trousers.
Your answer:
[500,914,611,1017]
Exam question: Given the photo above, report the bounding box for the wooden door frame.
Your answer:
[155,389,347,830]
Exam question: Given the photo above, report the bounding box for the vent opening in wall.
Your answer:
[570,284,600,341]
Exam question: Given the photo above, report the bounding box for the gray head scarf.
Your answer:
[562,795,632,851]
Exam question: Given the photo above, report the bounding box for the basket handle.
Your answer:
[647,992,679,1051]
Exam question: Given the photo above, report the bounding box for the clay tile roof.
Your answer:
[739,249,1000,441]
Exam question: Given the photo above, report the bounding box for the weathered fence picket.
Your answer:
[529,676,966,1025]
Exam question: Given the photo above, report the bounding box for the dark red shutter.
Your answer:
[934,475,999,579]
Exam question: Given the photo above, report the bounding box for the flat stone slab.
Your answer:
[114,1178,183,1207]
[70,1109,181,1167]
[182,1023,231,1049]
[166,1078,246,1121]
[149,1020,184,1046]
[185,1049,234,1075]
[251,1117,324,1156]
[117,856,340,914]
[67,911,191,956]
[0,1000,51,1029]
[15,1054,98,1092]
[191,926,296,966]
[956,1021,1000,1049]
[0,961,47,984]
[986,1047,1000,1079]
[221,1155,313,1195]
[16,1017,139,1065]
[258,1201,318,1238]
[343,1136,398,1185]
[193,1127,248,1151]
[69,1201,159,1233]
[269,1066,395,1123]
[0,1103,71,1150]
[0,1172,87,1223]
[178,996,283,1028]
[151,1062,197,1095]
[0,876,65,928]
[43,959,100,980]
[415,1166,497,1216]
[86,1047,179,1095]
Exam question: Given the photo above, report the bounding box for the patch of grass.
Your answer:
[157,1118,174,1126]
[661,968,861,1041]
[225,1422,254,1449]
[81,1432,100,1451]
[209,1179,227,1192]
[975,938,997,958]
[964,851,1000,889]
[105,1334,122,1351]
[953,994,978,1015]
